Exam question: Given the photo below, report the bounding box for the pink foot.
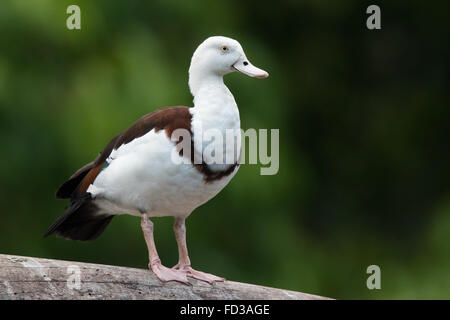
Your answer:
[150,261,190,284]
[173,264,225,284]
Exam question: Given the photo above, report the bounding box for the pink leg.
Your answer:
[141,214,189,284]
[172,217,225,283]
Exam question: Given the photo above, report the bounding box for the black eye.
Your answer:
[243,61,249,66]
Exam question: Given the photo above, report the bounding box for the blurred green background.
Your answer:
[0,0,449,299]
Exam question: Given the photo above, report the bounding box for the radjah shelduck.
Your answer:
[45,36,269,284]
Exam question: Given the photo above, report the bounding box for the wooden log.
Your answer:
[0,254,330,300]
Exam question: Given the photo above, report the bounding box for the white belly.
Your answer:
[88,129,238,217]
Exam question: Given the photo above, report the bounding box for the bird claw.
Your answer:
[173,264,225,284]
[150,261,190,284]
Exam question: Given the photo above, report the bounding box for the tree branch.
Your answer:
[0,254,330,300]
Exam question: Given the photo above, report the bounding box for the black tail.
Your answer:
[44,193,113,241]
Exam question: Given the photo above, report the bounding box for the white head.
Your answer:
[188,36,268,96]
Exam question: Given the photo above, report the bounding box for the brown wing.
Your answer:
[56,106,192,199]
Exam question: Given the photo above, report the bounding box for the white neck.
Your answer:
[188,62,238,117]
[189,69,226,97]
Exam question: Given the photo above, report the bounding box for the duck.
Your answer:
[44,36,269,284]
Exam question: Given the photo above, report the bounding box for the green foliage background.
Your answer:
[0,0,449,299]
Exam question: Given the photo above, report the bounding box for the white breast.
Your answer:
[191,84,241,171]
